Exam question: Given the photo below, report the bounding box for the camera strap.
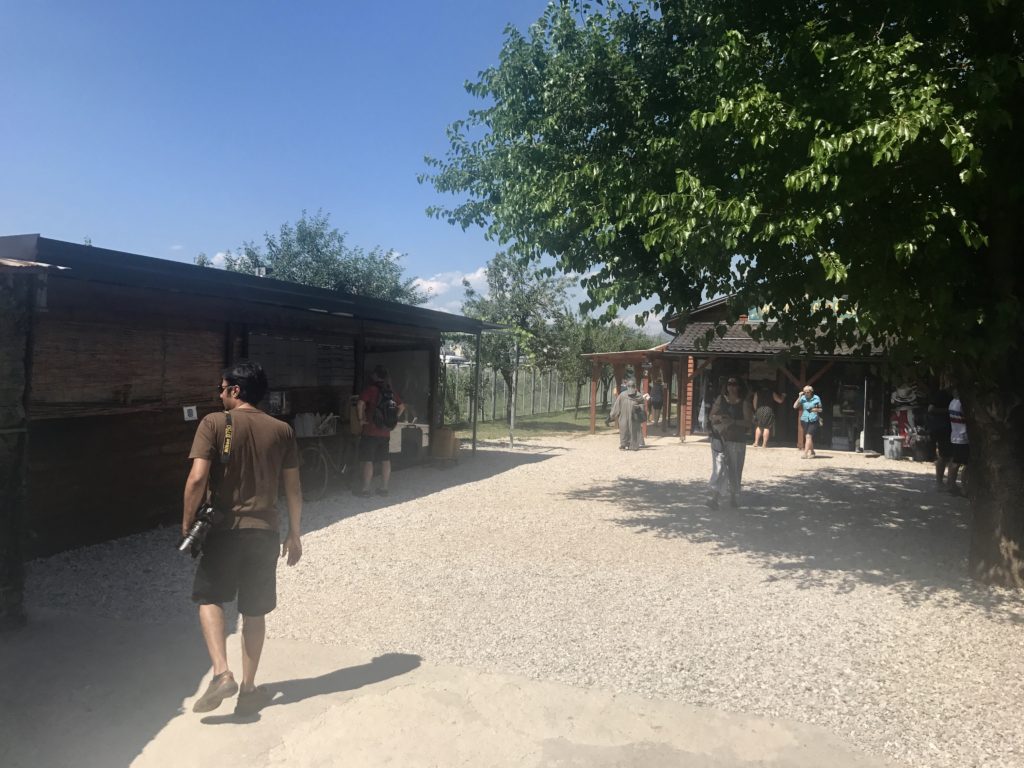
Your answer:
[220,411,233,465]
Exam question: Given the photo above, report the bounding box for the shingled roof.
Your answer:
[667,320,882,360]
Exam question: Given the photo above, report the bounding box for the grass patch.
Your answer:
[449,406,613,441]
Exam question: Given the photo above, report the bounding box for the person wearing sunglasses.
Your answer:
[182,361,302,716]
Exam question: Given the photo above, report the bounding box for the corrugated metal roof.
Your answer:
[0,234,501,334]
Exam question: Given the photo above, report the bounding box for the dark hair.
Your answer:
[721,377,747,398]
[371,365,390,383]
[222,361,268,404]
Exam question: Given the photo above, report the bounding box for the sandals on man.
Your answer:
[192,671,238,713]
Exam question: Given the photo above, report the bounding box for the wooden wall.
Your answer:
[25,275,440,555]
[1,271,34,620]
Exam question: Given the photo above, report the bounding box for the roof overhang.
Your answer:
[0,234,501,334]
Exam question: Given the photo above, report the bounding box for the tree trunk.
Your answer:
[501,368,514,424]
[964,379,1024,586]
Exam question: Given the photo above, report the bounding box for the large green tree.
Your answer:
[425,1,1024,585]
[222,210,428,305]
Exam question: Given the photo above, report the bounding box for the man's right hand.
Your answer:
[282,532,302,566]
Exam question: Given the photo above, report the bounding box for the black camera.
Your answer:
[178,503,223,558]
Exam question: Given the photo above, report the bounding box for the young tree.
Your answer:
[224,210,428,305]
[425,1,1024,585]
[462,252,574,424]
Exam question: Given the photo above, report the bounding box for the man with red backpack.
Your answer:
[355,365,405,496]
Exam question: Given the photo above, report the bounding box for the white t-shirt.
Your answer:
[949,398,968,444]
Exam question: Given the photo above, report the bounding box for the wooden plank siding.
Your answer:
[22,274,442,556]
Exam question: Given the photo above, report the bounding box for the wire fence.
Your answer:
[441,366,616,424]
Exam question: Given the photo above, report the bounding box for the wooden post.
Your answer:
[678,356,688,441]
[589,361,598,434]
[0,270,35,628]
[662,360,673,434]
[796,359,807,448]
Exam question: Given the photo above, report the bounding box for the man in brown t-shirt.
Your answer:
[182,361,301,715]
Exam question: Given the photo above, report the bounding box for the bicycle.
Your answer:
[298,414,350,501]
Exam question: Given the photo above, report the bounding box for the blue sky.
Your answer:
[0,0,566,315]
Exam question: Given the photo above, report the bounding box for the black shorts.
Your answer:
[359,434,391,463]
[934,436,952,458]
[950,442,970,464]
[802,420,820,436]
[192,529,279,616]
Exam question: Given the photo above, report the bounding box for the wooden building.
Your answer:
[0,234,493,565]
[584,298,888,450]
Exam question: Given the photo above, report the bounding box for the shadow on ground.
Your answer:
[201,652,422,725]
[0,613,211,768]
[566,463,1024,623]
[300,445,562,536]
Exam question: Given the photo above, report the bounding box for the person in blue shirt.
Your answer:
[793,385,823,459]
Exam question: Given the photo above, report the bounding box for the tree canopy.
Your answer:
[425,0,1022,373]
[219,210,428,305]
[425,1,1024,584]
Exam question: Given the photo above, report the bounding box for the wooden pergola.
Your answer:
[582,343,702,439]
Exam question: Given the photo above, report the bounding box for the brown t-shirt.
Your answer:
[188,407,298,530]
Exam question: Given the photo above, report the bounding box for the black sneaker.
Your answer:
[706,495,719,510]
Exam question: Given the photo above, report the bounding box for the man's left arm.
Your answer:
[182,458,211,536]
[281,467,303,566]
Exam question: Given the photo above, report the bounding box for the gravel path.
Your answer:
[27,432,1024,768]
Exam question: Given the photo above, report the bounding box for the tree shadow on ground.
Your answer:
[299,446,563,536]
[566,465,1024,623]
[201,652,422,725]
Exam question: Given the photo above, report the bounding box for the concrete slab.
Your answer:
[0,610,892,768]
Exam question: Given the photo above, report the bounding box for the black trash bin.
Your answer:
[912,436,934,462]
[401,424,423,461]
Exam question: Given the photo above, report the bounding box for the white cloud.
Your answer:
[414,266,487,310]
[169,244,184,251]
[424,298,465,315]
[412,277,450,295]
[212,251,229,268]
